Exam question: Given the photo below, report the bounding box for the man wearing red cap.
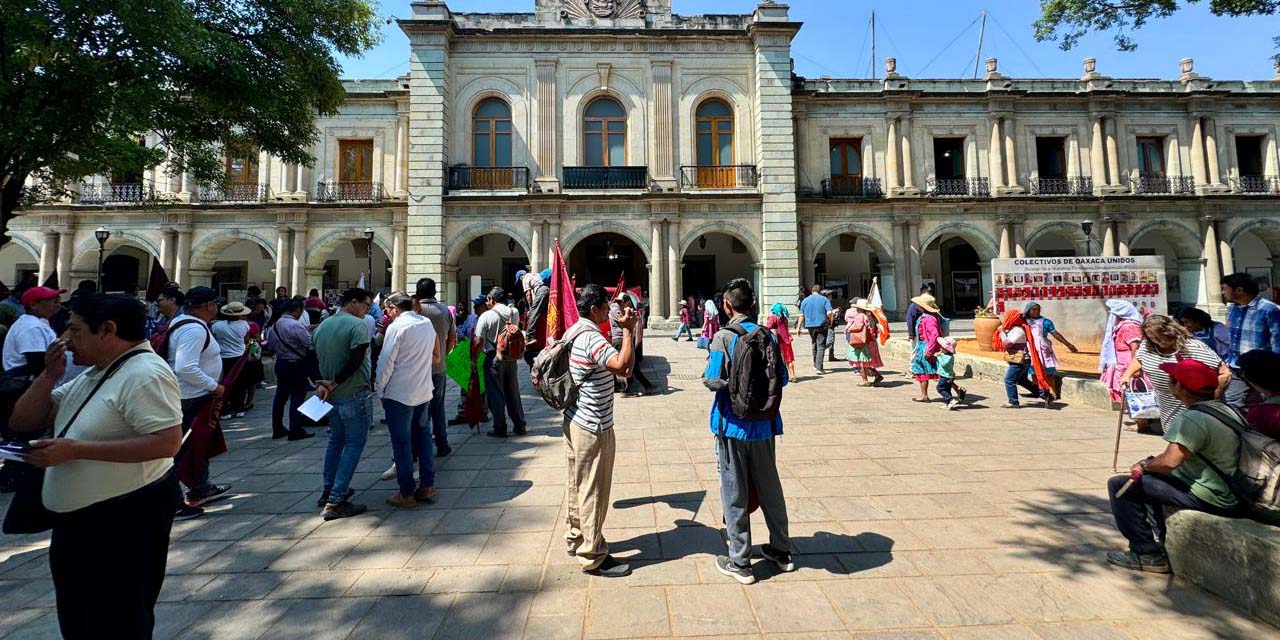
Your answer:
[1,286,65,374]
[1106,358,1246,573]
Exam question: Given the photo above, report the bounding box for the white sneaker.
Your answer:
[380,463,397,481]
[947,399,960,410]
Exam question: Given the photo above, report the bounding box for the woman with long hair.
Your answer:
[1120,314,1230,429]
[765,302,797,380]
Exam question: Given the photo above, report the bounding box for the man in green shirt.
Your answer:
[1107,358,1244,573]
[312,288,373,520]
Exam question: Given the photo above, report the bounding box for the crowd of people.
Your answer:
[0,259,1279,636]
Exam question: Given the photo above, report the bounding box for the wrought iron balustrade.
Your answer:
[1131,174,1194,195]
[1030,176,1094,197]
[196,183,268,203]
[1231,175,1280,194]
[926,177,990,198]
[819,176,884,198]
[448,166,530,191]
[562,166,650,190]
[77,182,153,205]
[315,181,383,203]
[678,165,757,189]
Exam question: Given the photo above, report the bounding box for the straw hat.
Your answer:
[220,301,250,316]
[852,298,876,311]
[910,293,940,314]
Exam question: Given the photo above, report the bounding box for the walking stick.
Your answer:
[1112,388,1127,472]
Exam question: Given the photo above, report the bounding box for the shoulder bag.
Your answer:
[3,349,147,534]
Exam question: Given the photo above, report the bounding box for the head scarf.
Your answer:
[1099,299,1144,371]
[991,309,1052,392]
[1023,301,1040,316]
[844,307,861,325]
[770,302,788,318]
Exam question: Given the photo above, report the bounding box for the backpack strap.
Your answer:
[169,318,212,352]
[1185,404,1250,506]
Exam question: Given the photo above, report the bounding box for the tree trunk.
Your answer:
[0,176,25,249]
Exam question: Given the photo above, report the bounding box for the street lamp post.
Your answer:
[1080,219,1094,257]
[94,226,111,291]
[363,227,375,291]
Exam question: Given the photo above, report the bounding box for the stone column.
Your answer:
[392,115,404,196]
[158,229,174,278]
[900,116,916,193]
[56,229,74,283]
[534,59,559,192]
[998,222,1012,259]
[174,229,192,287]
[649,219,664,318]
[1219,227,1235,278]
[257,150,271,191]
[1117,220,1131,256]
[906,219,923,300]
[1102,220,1117,257]
[650,60,676,191]
[885,117,901,191]
[1205,116,1223,186]
[989,118,1006,189]
[1003,116,1019,191]
[1105,117,1122,187]
[530,221,543,273]
[290,227,307,295]
[1190,117,1208,186]
[402,18,452,286]
[1090,116,1108,191]
[275,227,290,292]
[1200,217,1224,313]
[800,221,815,287]
[392,223,408,292]
[38,231,57,284]
[293,163,306,194]
[666,220,680,321]
[548,220,562,267]
[1013,221,1027,258]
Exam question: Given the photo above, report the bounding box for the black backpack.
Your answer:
[725,324,784,420]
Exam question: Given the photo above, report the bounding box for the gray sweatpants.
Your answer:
[715,434,791,568]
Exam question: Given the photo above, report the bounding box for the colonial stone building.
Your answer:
[9,0,1280,320]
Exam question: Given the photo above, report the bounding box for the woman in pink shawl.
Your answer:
[844,299,884,386]
[1099,299,1147,402]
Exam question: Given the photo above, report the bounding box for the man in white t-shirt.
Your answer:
[472,286,526,438]
[2,286,64,374]
[376,293,441,508]
[562,283,636,578]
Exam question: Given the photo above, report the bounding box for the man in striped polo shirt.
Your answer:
[563,283,636,577]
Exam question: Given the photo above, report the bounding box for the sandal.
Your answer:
[911,397,930,403]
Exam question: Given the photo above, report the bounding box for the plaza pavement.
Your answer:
[0,333,1277,640]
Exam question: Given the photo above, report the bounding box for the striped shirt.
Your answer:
[1136,338,1222,425]
[565,319,619,432]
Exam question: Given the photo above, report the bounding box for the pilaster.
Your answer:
[402,16,453,287]
[534,59,560,193]
[650,60,677,192]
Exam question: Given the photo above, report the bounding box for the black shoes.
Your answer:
[288,431,315,441]
[185,484,231,507]
[174,505,205,521]
[1106,550,1170,574]
[436,445,453,457]
[486,430,508,438]
[760,544,796,572]
[322,500,368,521]
[316,487,355,507]
[585,556,631,578]
[715,555,756,584]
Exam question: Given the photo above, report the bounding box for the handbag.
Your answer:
[1003,350,1027,365]
[696,336,710,350]
[1123,378,1160,420]
[3,349,146,534]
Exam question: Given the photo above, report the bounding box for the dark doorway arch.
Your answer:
[102,253,142,295]
[567,232,647,288]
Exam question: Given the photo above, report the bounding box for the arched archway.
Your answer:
[921,224,998,317]
[1025,222,1086,257]
[0,241,39,287]
[1228,219,1280,299]
[102,247,147,295]
[567,232,647,290]
[453,233,531,303]
[811,228,894,305]
[304,229,393,296]
[1129,221,1202,308]
[679,229,760,300]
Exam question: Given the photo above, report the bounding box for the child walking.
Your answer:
[935,337,967,409]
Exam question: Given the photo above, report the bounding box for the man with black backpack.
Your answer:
[1106,358,1244,574]
[701,278,794,585]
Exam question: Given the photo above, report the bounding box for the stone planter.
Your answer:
[973,316,1000,351]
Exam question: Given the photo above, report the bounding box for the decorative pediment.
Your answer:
[560,0,645,20]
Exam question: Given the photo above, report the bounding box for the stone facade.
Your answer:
[9,0,1280,320]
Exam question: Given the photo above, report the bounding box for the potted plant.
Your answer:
[973,306,1000,351]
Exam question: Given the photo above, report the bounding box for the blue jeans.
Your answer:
[673,323,692,340]
[428,371,449,450]
[937,377,955,403]
[321,389,372,502]
[1003,360,1043,405]
[382,398,435,496]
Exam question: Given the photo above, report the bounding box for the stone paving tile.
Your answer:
[667,583,759,636]
[347,593,452,638]
[746,582,846,634]
[259,597,376,640]
[585,586,670,639]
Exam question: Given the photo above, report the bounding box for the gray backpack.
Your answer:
[530,324,592,411]
[1189,403,1280,525]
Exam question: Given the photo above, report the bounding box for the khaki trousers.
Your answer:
[563,418,616,570]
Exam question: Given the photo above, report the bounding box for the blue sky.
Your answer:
[338,1,1279,81]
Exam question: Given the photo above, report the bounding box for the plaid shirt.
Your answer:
[1226,295,1280,368]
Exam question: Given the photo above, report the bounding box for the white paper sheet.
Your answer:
[299,395,334,422]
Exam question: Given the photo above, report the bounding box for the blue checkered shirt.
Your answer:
[1226,295,1280,368]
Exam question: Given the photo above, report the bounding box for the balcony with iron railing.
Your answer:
[926,177,990,198]
[1231,175,1280,194]
[448,166,531,191]
[562,166,649,190]
[1030,176,1094,197]
[1131,174,1195,195]
[678,165,758,190]
[196,183,268,204]
[315,181,383,203]
[76,182,155,205]
[819,176,884,199]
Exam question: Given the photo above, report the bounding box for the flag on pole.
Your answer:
[42,270,59,290]
[144,259,170,301]
[546,240,579,342]
[357,273,366,289]
[868,277,891,345]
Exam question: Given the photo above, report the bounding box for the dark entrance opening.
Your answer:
[567,233,647,289]
[102,253,142,295]
[940,238,980,317]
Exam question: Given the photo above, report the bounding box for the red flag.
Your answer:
[145,258,171,302]
[546,240,579,342]
[41,270,59,290]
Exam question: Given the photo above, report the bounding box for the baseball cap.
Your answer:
[185,286,219,306]
[1158,359,1219,394]
[20,286,65,306]
[514,270,527,285]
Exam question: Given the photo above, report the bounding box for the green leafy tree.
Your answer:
[1,0,382,242]
[1034,0,1279,52]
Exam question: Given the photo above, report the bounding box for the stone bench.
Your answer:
[1165,510,1280,627]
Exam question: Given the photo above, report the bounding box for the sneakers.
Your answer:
[185,484,231,507]
[174,504,205,521]
[760,544,796,572]
[584,555,631,578]
[380,463,398,481]
[316,487,355,507]
[715,555,756,584]
[1106,550,1170,574]
[385,493,417,509]
[322,500,368,521]
[947,399,960,411]
[956,387,968,401]
[413,485,438,504]
[1000,403,1021,409]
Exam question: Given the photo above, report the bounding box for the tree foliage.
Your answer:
[1034,0,1279,51]
[0,0,382,239]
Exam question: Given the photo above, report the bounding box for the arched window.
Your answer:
[473,98,512,167]
[695,99,734,167]
[583,97,626,167]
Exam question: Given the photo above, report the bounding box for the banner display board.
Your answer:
[991,256,1167,348]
